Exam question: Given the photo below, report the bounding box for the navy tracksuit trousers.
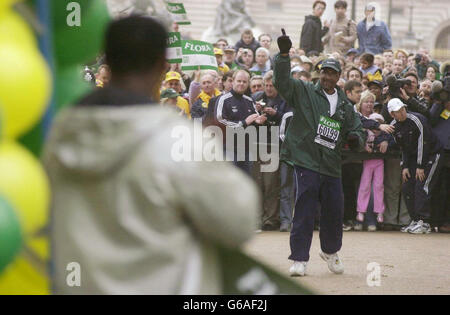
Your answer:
[402,152,443,222]
[289,165,343,262]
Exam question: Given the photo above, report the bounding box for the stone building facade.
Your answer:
[179,0,450,60]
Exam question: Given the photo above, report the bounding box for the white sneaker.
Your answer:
[400,220,417,233]
[368,225,377,232]
[289,261,307,277]
[408,220,431,234]
[354,223,363,231]
[319,251,344,274]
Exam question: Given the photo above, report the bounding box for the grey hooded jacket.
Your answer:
[43,104,259,294]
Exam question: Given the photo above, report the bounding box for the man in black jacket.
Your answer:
[300,0,330,55]
[216,70,267,174]
[388,98,443,234]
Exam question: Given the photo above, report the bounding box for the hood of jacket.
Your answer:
[44,104,176,179]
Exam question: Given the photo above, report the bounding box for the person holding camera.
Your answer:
[274,29,365,276]
[414,52,441,81]
[382,72,429,123]
[236,48,255,70]
[388,99,444,234]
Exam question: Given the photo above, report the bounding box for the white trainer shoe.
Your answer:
[400,220,417,233]
[289,261,307,277]
[408,220,431,234]
[319,251,344,274]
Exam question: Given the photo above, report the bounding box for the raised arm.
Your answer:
[273,29,304,106]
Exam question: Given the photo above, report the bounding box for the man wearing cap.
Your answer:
[223,46,240,70]
[160,88,184,114]
[367,80,384,112]
[388,98,443,234]
[214,48,230,74]
[291,66,305,80]
[164,71,191,118]
[356,3,392,55]
[345,48,358,64]
[323,0,357,56]
[274,29,365,276]
[299,55,313,73]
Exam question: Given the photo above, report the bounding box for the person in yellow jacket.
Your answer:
[190,71,221,119]
[164,71,191,118]
[214,48,230,74]
[95,64,111,88]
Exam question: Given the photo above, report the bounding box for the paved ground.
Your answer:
[244,230,450,295]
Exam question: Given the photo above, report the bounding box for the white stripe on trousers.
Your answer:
[424,153,440,195]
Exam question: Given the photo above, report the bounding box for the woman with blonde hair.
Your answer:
[355,90,389,231]
[394,49,408,66]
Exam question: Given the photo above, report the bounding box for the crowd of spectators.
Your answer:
[84,0,450,234]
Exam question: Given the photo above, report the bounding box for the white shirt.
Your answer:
[366,20,375,31]
[324,89,338,116]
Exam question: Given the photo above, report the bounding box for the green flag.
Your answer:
[181,40,218,71]
[166,32,182,64]
[218,245,315,295]
[166,2,191,25]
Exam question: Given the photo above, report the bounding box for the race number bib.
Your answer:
[314,116,341,150]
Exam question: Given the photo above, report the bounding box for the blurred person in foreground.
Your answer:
[43,16,259,295]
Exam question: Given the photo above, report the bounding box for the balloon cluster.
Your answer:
[0,1,51,294]
[0,0,109,294]
[0,0,50,267]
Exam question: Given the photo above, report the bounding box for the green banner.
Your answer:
[166,32,182,64]
[181,40,218,71]
[218,245,314,295]
[166,2,191,25]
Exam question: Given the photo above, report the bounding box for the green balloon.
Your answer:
[52,0,110,67]
[0,195,22,273]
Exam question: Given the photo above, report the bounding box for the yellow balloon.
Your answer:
[0,10,37,49]
[0,236,49,294]
[0,0,21,15]
[0,40,52,139]
[0,141,50,236]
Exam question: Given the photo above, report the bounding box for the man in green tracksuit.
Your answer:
[273,29,365,277]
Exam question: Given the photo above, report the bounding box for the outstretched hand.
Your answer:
[277,28,292,55]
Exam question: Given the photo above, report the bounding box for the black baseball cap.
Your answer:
[321,58,342,73]
[367,80,384,89]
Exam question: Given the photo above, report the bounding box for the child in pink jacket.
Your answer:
[356,113,389,224]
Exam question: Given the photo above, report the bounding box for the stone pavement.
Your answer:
[244,231,450,295]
